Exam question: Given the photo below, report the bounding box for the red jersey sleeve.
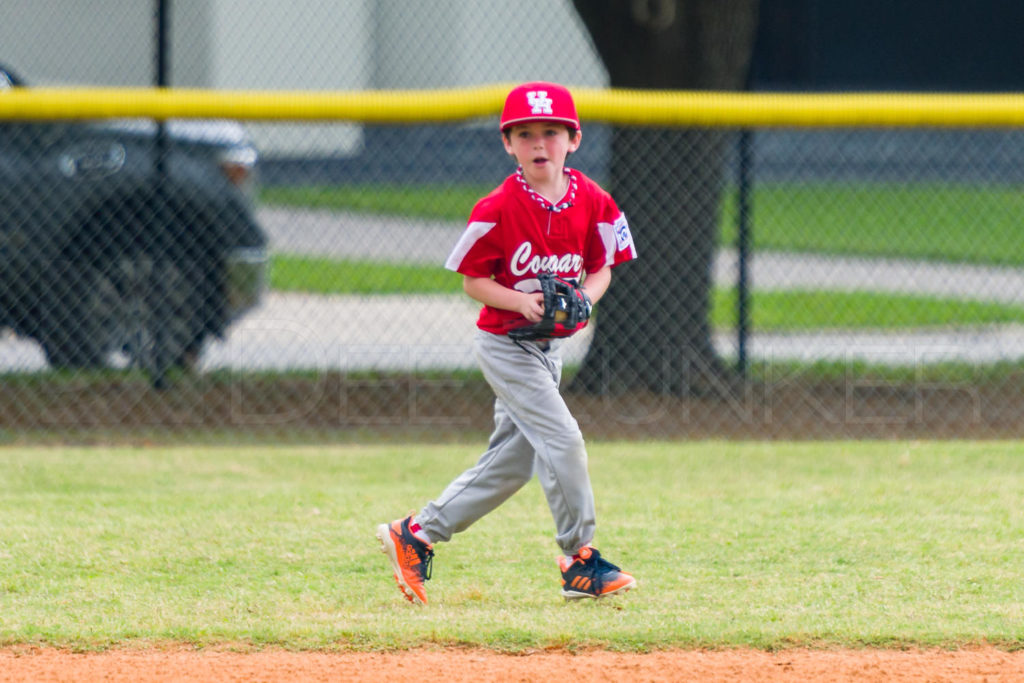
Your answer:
[582,178,637,274]
[444,192,505,278]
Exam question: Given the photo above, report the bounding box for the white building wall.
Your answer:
[0,0,605,155]
[372,0,605,88]
[200,0,375,154]
[0,0,154,86]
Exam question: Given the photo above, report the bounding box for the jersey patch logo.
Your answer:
[614,215,634,251]
[527,90,553,115]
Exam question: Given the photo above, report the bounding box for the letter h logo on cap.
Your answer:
[527,90,554,115]
[500,81,580,132]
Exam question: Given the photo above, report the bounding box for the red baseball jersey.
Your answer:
[445,168,637,335]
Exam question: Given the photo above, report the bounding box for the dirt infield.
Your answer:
[3,647,1024,682]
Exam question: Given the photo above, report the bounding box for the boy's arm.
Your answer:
[464,267,613,324]
[463,276,545,322]
[580,266,612,306]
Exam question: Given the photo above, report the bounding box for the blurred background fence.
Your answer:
[2,0,1024,441]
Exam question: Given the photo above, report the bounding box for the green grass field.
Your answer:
[261,183,488,222]
[2,442,1022,651]
[262,181,1024,266]
[269,255,1024,331]
[263,182,1024,332]
[719,183,1024,266]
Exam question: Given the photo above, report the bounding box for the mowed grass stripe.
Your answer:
[263,181,1024,266]
[269,256,1024,330]
[1,442,1022,650]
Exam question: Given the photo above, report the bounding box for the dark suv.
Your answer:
[0,65,267,378]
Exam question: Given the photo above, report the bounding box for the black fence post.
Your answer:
[152,0,171,389]
[155,0,170,180]
[736,129,753,377]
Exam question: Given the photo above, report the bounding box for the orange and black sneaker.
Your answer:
[376,514,434,605]
[558,546,636,600]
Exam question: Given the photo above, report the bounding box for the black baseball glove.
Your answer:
[508,272,592,341]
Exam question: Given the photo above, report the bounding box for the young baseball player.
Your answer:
[377,81,638,604]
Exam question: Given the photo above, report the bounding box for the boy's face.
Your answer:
[502,121,581,184]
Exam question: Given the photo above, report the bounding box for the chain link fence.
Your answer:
[2,1,1023,440]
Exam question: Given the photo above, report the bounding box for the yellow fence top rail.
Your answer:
[2,84,1024,127]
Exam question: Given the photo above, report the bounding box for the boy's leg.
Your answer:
[417,332,595,554]
[416,397,536,543]
[473,331,596,555]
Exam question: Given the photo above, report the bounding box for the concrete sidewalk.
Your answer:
[4,291,1020,371]
[187,293,1024,371]
[260,206,1024,303]
[220,207,1024,370]
[3,209,1022,372]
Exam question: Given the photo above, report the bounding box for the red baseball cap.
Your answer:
[500,81,580,132]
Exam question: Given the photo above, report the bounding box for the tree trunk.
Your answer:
[570,0,759,395]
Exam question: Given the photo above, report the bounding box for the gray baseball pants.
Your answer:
[416,329,596,555]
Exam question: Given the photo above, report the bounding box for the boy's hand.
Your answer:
[508,273,592,341]
[518,292,545,322]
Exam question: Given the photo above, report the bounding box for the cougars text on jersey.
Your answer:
[445,169,636,334]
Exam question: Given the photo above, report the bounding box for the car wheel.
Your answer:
[38,263,121,369]
[41,254,203,374]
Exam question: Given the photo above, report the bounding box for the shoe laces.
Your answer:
[402,518,434,581]
[419,545,434,581]
[575,548,620,594]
